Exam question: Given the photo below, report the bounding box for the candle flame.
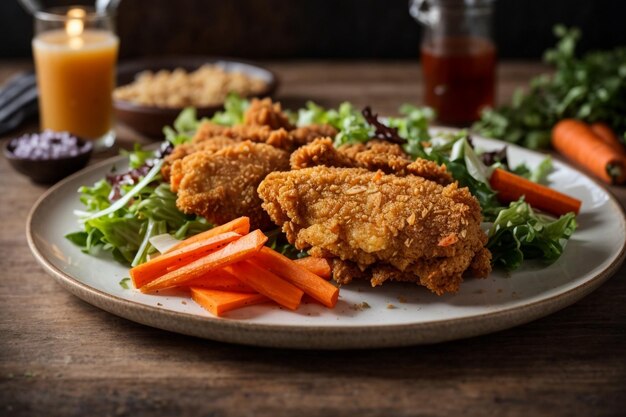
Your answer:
[65,8,85,38]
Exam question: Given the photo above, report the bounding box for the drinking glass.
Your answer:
[32,6,119,149]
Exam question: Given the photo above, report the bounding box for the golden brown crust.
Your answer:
[290,124,338,147]
[180,100,336,154]
[171,141,290,230]
[244,98,294,130]
[258,166,490,295]
[290,138,453,185]
[290,137,355,169]
[162,136,239,181]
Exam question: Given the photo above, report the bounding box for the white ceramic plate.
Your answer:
[27,134,626,349]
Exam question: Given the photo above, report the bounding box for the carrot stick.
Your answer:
[294,257,332,280]
[190,287,268,317]
[590,122,626,156]
[226,261,304,311]
[552,119,626,184]
[253,247,339,308]
[490,168,581,216]
[184,269,257,293]
[141,230,268,292]
[130,231,241,288]
[165,217,250,253]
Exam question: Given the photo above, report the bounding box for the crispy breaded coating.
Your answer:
[192,122,293,150]
[339,140,407,160]
[339,141,414,175]
[290,124,338,147]
[162,136,238,180]
[171,141,289,230]
[258,166,490,295]
[185,99,335,152]
[290,137,355,169]
[244,98,294,130]
[290,138,453,185]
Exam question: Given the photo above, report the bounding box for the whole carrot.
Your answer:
[589,122,626,157]
[552,119,626,185]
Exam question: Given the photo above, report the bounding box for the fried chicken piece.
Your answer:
[290,138,453,185]
[290,124,338,147]
[171,141,289,230]
[290,137,355,169]
[258,166,490,295]
[192,122,293,149]
[339,140,408,160]
[187,99,335,152]
[162,136,238,180]
[244,98,294,130]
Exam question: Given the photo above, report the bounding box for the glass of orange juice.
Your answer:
[33,6,119,150]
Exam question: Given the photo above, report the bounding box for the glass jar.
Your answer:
[410,0,496,125]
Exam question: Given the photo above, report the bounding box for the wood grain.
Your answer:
[0,61,625,417]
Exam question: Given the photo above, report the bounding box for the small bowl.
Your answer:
[114,56,279,137]
[3,134,93,184]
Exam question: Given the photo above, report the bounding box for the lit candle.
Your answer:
[33,7,118,147]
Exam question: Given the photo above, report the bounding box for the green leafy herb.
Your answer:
[119,278,131,289]
[210,93,249,126]
[121,144,156,169]
[163,107,201,146]
[487,199,577,270]
[387,104,435,156]
[163,94,249,146]
[474,25,626,149]
[296,101,373,146]
[69,175,210,265]
[513,156,553,184]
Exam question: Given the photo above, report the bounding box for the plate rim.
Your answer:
[26,135,626,349]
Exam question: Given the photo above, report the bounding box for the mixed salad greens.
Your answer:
[67,95,577,271]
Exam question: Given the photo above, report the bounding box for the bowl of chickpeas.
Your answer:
[114,57,278,137]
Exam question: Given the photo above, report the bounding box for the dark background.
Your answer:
[1,0,625,60]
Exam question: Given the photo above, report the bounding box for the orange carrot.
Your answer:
[254,247,339,308]
[190,287,268,317]
[130,231,241,288]
[552,119,626,184]
[590,122,626,156]
[184,269,256,293]
[294,257,332,280]
[141,230,268,292]
[165,217,251,253]
[227,261,304,311]
[166,243,315,273]
[490,168,581,216]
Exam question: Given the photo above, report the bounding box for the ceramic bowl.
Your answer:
[3,134,93,184]
[114,57,278,137]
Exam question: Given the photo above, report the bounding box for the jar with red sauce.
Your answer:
[410,0,496,125]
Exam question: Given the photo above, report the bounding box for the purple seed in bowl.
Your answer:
[9,130,92,160]
[3,130,93,184]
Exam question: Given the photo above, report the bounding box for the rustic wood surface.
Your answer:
[0,61,624,417]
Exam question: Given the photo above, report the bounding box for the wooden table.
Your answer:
[1,61,624,417]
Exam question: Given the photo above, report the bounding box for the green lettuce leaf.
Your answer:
[163,107,201,146]
[487,199,577,270]
[211,93,249,126]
